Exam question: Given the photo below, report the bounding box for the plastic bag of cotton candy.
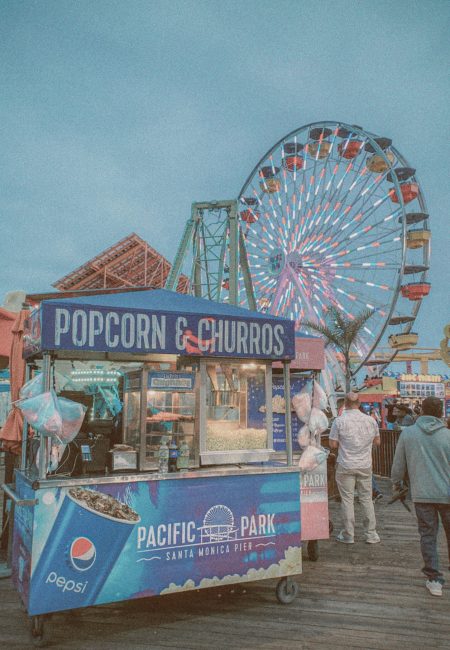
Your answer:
[297,424,311,449]
[19,373,44,400]
[312,380,328,410]
[292,381,328,419]
[298,444,329,471]
[19,389,87,444]
[19,390,63,439]
[297,409,329,449]
[309,407,329,437]
[292,387,312,421]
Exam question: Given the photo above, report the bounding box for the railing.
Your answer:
[372,428,401,477]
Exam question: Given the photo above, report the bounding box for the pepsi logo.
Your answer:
[69,537,96,571]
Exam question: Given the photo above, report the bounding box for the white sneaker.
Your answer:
[426,580,443,596]
[336,530,354,544]
[365,533,381,544]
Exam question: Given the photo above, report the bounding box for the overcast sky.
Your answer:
[1,0,449,370]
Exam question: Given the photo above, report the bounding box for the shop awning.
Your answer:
[273,333,325,371]
[24,289,296,361]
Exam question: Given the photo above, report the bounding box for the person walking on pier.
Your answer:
[329,392,381,544]
[391,396,450,597]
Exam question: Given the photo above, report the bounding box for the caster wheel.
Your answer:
[30,615,48,647]
[275,577,299,604]
[307,540,319,562]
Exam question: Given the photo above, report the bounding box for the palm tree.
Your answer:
[303,306,375,392]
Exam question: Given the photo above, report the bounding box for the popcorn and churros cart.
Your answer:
[4,289,303,646]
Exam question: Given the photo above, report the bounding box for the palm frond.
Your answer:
[302,307,375,358]
[302,319,343,349]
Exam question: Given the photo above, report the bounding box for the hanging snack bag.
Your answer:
[308,407,329,437]
[292,387,312,421]
[19,373,44,400]
[312,380,328,410]
[297,424,311,449]
[298,444,329,471]
[57,397,87,444]
[19,390,63,439]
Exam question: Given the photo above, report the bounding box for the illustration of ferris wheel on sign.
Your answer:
[198,505,238,543]
[236,121,431,374]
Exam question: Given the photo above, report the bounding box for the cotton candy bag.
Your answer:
[298,444,329,471]
[312,380,328,410]
[309,407,329,437]
[19,390,63,439]
[297,424,311,449]
[19,373,44,400]
[292,388,312,421]
[58,397,87,443]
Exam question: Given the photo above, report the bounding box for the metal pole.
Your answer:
[283,360,292,466]
[20,363,31,471]
[228,202,239,305]
[38,353,51,480]
[165,215,196,291]
[238,229,257,310]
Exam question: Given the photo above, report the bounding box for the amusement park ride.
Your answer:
[166,121,432,390]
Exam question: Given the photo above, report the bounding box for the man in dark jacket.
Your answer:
[391,396,450,597]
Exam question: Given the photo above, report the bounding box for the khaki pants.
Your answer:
[335,464,377,540]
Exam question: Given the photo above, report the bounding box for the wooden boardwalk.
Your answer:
[1,479,449,649]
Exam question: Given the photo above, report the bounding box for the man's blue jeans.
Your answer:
[414,503,450,584]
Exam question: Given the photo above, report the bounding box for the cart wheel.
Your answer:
[307,540,319,562]
[275,577,299,604]
[329,519,334,534]
[30,615,47,647]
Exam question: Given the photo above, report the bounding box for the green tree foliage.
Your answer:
[303,307,375,392]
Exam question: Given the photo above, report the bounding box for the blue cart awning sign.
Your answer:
[24,289,295,360]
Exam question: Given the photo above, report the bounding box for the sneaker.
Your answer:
[365,533,381,544]
[373,493,383,503]
[426,580,443,597]
[336,530,354,544]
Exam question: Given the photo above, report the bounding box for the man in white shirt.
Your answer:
[329,392,381,544]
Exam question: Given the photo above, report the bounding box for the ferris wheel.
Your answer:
[236,121,431,376]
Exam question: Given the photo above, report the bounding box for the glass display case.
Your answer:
[199,359,273,465]
[122,364,199,471]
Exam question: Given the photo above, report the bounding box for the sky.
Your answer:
[1,0,449,372]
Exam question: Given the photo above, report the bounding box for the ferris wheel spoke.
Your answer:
[325,197,395,252]
[340,185,398,237]
[246,181,288,241]
[334,281,392,307]
[325,236,402,265]
[303,128,340,220]
[309,224,400,257]
[321,232,401,265]
[320,164,374,228]
[322,145,367,205]
[316,184,393,254]
[314,144,371,230]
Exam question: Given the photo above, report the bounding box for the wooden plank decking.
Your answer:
[1,479,449,649]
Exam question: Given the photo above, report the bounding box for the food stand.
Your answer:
[4,289,302,646]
